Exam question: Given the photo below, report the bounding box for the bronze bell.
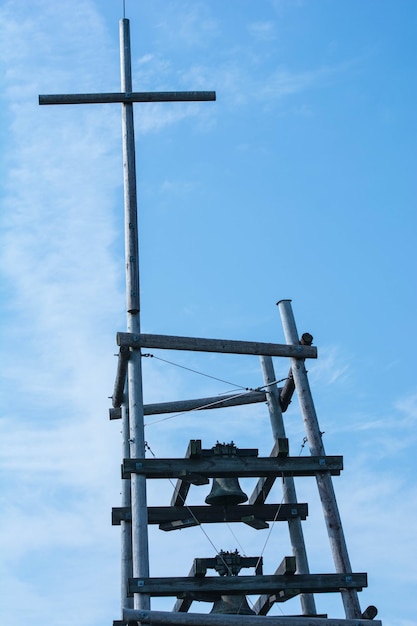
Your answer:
[210,595,255,615]
[205,477,248,506]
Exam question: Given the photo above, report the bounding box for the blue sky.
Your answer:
[0,1,416,625]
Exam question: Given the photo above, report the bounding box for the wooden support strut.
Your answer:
[279,333,313,412]
[254,556,296,615]
[110,390,270,419]
[248,438,289,506]
[112,346,130,408]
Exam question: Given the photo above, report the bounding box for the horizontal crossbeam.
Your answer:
[120,610,381,626]
[117,332,318,358]
[111,503,308,527]
[122,455,342,478]
[143,390,269,415]
[39,91,216,105]
[111,390,269,415]
[127,572,367,597]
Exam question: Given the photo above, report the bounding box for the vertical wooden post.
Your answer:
[120,18,150,611]
[260,355,317,616]
[121,402,133,610]
[277,300,361,619]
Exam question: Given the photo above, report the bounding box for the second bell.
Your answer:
[205,477,248,506]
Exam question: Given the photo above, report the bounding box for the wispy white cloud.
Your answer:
[308,344,352,386]
[1,2,415,625]
[0,4,125,624]
[153,0,220,49]
[247,20,277,42]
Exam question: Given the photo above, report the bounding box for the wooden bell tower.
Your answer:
[39,14,381,626]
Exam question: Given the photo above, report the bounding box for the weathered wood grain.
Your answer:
[117,332,318,358]
[120,611,381,626]
[143,390,268,416]
[39,91,216,105]
[127,572,367,597]
[111,504,308,527]
[122,455,343,479]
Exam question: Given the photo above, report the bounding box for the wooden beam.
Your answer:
[39,91,216,105]
[279,333,312,412]
[118,21,150,610]
[117,332,318,358]
[143,390,268,416]
[193,555,262,577]
[171,555,263,611]
[127,572,367,597]
[254,557,296,615]
[121,612,381,626]
[170,440,206,507]
[259,354,316,616]
[112,504,308,527]
[172,561,204,613]
[249,440,288,506]
[109,407,122,420]
[112,506,131,524]
[278,300,361,619]
[122,455,343,479]
[113,387,269,418]
[279,371,295,412]
[112,346,130,408]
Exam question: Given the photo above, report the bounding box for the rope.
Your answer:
[144,388,264,427]
[142,352,289,428]
[142,353,255,391]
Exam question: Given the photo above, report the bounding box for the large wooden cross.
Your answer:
[39,18,215,316]
[39,18,216,613]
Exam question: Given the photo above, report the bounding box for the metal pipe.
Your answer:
[277,299,361,619]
